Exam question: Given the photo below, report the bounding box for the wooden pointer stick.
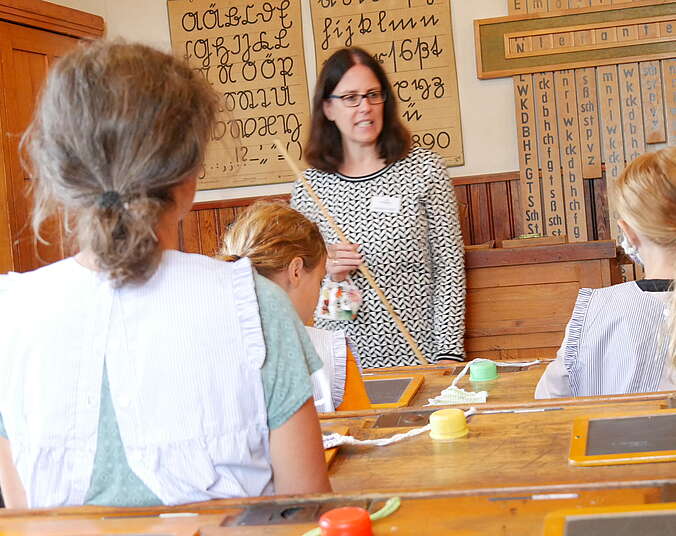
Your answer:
[274,139,429,365]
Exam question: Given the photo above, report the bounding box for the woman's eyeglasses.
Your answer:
[327,90,387,107]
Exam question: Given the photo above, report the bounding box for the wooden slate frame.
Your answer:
[475,0,676,79]
[543,502,676,536]
[569,409,676,467]
[363,374,425,409]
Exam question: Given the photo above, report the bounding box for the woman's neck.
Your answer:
[339,143,385,176]
[74,213,180,271]
[641,242,676,280]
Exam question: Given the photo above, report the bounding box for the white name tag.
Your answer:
[369,195,401,214]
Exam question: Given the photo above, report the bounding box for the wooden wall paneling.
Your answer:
[592,176,611,240]
[468,183,493,245]
[583,178,597,241]
[197,208,219,257]
[639,61,667,144]
[9,44,48,269]
[508,178,525,237]
[179,210,201,254]
[184,170,613,254]
[453,185,471,245]
[0,22,77,272]
[489,180,513,243]
[662,58,676,145]
[216,207,238,242]
[0,27,13,273]
[0,1,101,273]
[464,331,565,359]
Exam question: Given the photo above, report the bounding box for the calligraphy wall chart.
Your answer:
[167,0,311,190]
[310,0,464,166]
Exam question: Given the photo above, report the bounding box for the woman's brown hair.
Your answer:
[304,47,411,173]
[613,147,676,365]
[218,201,326,277]
[23,40,219,286]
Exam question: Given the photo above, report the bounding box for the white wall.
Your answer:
[50,0,519,201]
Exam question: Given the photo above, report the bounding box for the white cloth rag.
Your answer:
[425,359,542,406]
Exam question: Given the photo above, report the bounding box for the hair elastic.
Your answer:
[98,190,123,210]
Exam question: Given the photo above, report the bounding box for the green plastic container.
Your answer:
[469,360,498,382]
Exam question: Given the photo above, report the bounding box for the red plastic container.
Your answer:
[319,506,373,536]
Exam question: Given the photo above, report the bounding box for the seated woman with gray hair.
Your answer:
[0,41,330,508]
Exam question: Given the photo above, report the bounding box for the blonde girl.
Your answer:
[536,147,676,398]
[220,201,371,412]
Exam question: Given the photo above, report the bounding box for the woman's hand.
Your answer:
[326,243,363,282]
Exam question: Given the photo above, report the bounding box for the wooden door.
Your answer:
[0,21,78,272]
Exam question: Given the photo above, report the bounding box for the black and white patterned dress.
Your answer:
[291,147,466,368]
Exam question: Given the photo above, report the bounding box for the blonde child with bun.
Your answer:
[536,147,676,398]
[219,201,371,412]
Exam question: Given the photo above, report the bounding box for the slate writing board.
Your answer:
[569,410,676,466]
[363,375,424,409]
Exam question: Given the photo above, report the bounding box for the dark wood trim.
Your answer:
[465,240,617,269]
[450,171,519,186]
[192,194,290,212]
[0,0,104,38]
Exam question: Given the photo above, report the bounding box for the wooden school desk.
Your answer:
[321,397,676,496]
[1,483,674,536]
[357,360,550,411]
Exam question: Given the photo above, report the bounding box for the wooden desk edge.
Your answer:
[4,480,674,520]
[465,240,617,268]
[319,390,676,420]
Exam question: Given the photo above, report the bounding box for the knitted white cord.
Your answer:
[425,359,542,406]
[322,408,477,449]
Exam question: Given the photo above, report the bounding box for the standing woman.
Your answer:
[0,41,329,508]
[292,47,465,367]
